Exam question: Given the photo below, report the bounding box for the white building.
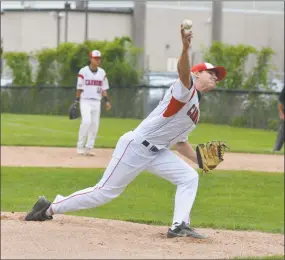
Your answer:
[1,1,284,74]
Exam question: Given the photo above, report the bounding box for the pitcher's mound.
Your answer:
[1,212,284,259]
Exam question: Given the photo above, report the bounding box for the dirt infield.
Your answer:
[1,146,284,259]
[1,212,284,259]
[1,146,284,172]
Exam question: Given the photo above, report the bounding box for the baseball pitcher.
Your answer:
[70,50,112,156]
[25,24,229,239]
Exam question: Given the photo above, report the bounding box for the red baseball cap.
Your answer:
[191,62,227,81]
[89,50,101,58]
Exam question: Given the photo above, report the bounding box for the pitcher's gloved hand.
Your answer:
[196,141,230,173]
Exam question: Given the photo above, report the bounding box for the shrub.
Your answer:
[3,37,142,88]
[3,52,33,86]
[231,116,248,128]
[202,42,276,90]
[55,37,142,87]
[267,119,280,131]
[34,48,59,86]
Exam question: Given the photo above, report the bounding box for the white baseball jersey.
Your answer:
[133,77,200,149]
[77,66,109,100]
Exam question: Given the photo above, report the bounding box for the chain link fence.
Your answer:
[1,86,281,130]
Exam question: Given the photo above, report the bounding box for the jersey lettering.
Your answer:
[85,80,103,86]
[187,104,199,124]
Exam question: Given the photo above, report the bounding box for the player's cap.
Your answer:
[89,50,101,58]
[191,62,227,81]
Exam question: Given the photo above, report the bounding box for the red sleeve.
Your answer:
[163,96,186,117]
[162,79,196,117]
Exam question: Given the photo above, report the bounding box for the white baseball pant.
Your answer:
[51,131,199,225]
[77,98,101,150]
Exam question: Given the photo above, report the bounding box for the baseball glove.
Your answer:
[196,141,230,173]
[68,101,80,120]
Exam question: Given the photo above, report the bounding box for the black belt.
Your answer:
[142,140,159,152]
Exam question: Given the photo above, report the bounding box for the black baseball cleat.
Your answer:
[167,222,208,239]
[25,196,53,221]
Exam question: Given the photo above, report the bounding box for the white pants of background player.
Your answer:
[51,131,199,226]
[77,98,101,152]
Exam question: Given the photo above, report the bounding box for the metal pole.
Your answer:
[57,12,60,47]
[211,1,223,43]
[64,1,70,42]
[132,1,146,72]
[0,38,3,79]
[84,0,89,42]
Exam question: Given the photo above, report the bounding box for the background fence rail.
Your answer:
[1,86,281,130]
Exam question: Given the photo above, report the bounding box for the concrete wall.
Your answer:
[145,6,284,72]
[0,10,132,52]
[1,7,284,72]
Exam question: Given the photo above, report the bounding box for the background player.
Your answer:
[73,50,111,156]
[25,25,227,239]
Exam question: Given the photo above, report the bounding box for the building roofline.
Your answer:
[1,7,133,15]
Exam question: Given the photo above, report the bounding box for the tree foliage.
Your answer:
[4,37,142,87]
[3,52,33,86]
[34,48,59,86]
[202,41,276,90]
[3,40,277,90]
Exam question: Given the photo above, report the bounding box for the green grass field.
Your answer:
[1,113,284,259]
[1,113,283,154]
[1,166,284,234]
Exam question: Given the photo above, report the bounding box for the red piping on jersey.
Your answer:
[163,96,186,117]
[51,139,134,207]
[99,139,134,189]
[78,74,84,79]
[157,106,167,117]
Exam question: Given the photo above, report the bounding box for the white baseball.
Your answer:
[182,19,193,31]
